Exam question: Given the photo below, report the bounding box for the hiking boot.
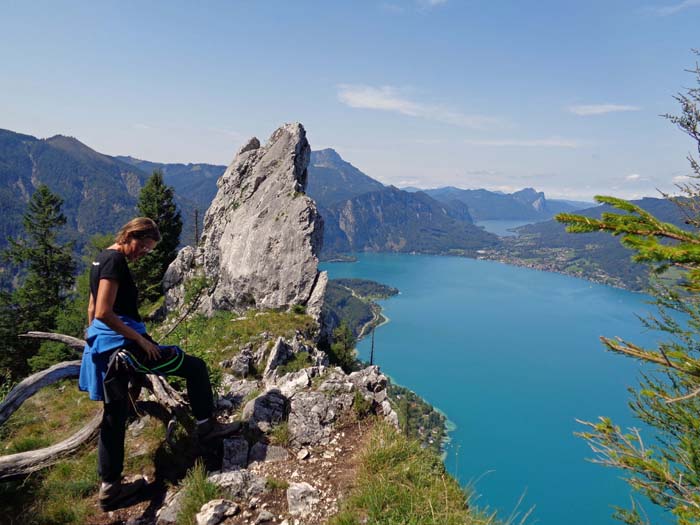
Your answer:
[197,418,242,444]
[99,476,146,511]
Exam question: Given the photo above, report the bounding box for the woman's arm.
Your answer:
[87,292,95,325]
[94,278,160,360]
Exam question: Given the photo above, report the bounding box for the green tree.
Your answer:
[0,184,76,376]
[133,170,182,304]
[27,233,113,371]
[556,57,700,524]
[329,321,357,372]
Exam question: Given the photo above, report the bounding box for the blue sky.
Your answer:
[1,1,699,200]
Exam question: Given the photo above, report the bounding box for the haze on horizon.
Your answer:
[1,1,699,201]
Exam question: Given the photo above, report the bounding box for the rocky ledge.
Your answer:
[149,333,398,525]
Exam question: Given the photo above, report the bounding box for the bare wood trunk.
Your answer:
[0,360,81,426]
[0,412,102,481]
[18,331,85,351]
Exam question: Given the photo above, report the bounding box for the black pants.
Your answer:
[97,344,214,482]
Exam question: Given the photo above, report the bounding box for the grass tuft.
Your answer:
[268,422,291,447]
[265,477,289,490]
[176,460,222,525]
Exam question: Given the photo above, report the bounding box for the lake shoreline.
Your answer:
[323,252,658,524]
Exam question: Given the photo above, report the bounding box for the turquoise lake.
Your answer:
[475,219,534,236]
[321,253,671,525]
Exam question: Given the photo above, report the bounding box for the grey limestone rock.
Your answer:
[286,482,321,517]
[223,437,250,470]
[249,442,290,463]
[385,408,400,428]
[195,499,239,525]
[287,390,354,446]
[274,369,313,397]
[254,510,275,524]
[305,270,328,321]
[347,366,399,427]
[156,489,187,524]
[317,373,355,394]
[242,388,288,432]
[225,347,254,378]
[161,246,196,308]
[163,123,325,320]
[218,376,260,409]
[208,470,267,499]
[263,338,295,379]
[348,365,387,394]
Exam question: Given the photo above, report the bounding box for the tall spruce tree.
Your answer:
[133,170,182,304]
[556,57,700,524]
[0,184,76,376]
[26,233,113,372]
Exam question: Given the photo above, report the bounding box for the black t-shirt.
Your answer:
[90,249,141,322]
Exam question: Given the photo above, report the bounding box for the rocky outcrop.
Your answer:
[153,330,399,524]
[163,123,326,320]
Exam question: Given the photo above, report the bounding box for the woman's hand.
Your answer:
[138,336,161,361]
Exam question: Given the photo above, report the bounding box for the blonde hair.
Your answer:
[115,217,161,245]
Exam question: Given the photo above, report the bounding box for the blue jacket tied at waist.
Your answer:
[79,316,146,401]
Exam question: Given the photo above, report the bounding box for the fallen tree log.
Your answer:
[0,412,102,481]
[18,331,85,351]
[0,332,192,481]
[0,360,82,426]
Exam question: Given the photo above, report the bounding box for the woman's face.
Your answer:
[124,236,158,261]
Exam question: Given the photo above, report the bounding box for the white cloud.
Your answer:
[210,128,245,140]
[133,123,153,130]
[465,169,502,176]
[463,137,581,148]
[567,104,641,116]
[337,84,505,129]
[673,174,693,183]
[625,173,642,181]
[380,3,406,13]
[647,0,700,15]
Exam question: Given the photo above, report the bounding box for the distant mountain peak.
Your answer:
[46,134,85,148]
[312,148,342,160]
[45,134,114,164]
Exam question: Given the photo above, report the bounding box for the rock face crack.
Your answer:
[163,122,326,318]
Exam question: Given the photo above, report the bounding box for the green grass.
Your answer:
[1,379,100,456]
[176,460,223,525]
[157,309,316,365]
[276,351,311,376]
[0,449,99,525]
[265,477,289,490]
[330,422,501,525]
[268,422,291,447]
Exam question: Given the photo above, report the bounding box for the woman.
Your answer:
[79,217,238,511]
